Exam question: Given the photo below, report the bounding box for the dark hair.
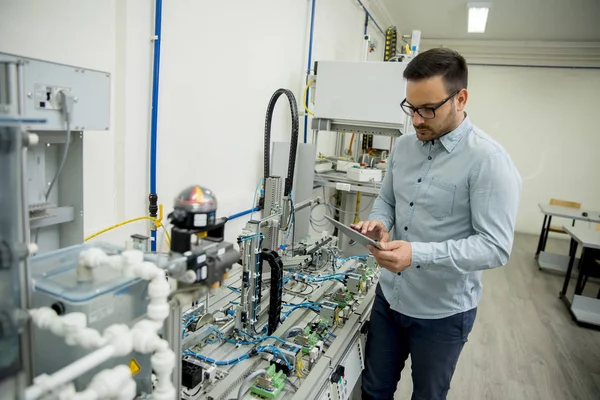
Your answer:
[403,48,468,94]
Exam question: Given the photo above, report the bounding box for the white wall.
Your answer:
[466,65,600,234]
[0,0,124,242]
[0,0,391,247]
[157,0,387,244]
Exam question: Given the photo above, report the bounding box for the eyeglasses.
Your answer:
[400,90,460,119]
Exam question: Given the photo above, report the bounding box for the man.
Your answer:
[354,48,521,400]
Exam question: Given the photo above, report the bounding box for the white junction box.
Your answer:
[346,168,382,183]
[336,160,360,172]
[315,161,333,173]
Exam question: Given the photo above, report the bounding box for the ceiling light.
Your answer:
[468,2,491,33]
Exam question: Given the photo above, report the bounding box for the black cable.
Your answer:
[183,384,203,397]
[263,89,299,197]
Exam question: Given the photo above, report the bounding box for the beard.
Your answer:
[414,111,457,142]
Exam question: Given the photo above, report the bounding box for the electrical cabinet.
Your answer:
[313,61,410,136]
[0,52,111,252]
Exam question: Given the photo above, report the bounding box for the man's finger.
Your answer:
[351,221,362,229]
[363,220,379,234]
[379,240,403,251]
[367,220,381,232]
[370,247,397,263]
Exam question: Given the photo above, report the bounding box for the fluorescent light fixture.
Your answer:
[468,2,491,33]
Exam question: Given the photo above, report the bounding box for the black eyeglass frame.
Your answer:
[400,89,461,119]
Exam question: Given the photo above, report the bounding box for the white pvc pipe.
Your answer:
[25,345,115,400]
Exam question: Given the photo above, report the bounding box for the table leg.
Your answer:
[559,238,577,298]
[541,215,553,253]
[535,214,548,257]
[574,248,587,295]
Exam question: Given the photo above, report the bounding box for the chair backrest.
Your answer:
[550,198,581,209]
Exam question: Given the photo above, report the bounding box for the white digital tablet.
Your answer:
[325,215,382,250]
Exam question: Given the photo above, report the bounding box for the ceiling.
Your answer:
[380,0,600,42]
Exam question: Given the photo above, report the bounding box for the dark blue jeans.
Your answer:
[361,284,477,400]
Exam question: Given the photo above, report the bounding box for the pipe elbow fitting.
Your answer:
[78,248,109,269]
[151,348,176,377]
[102,324,133,356]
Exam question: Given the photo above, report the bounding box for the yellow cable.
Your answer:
[303,79,315,116]
[85,215,171,245]
[354,192,361,224]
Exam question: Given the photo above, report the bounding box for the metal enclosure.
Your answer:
[313,61,410,136]
[30,243,153,394]
[0,52,111,253]
[272,142,317,241]
[0,52,111,131]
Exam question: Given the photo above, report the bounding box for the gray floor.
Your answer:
[393,233,600,400]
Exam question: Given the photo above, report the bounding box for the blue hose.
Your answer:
[228,207,259,221]
[149,0,163,251]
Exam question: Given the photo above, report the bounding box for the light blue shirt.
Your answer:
[369,115,522,319]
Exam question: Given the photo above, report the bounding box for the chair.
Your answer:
[548,198,581,234]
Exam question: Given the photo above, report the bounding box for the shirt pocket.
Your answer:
[422,177,456,219]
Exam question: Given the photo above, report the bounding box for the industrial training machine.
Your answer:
[0,41,416,399]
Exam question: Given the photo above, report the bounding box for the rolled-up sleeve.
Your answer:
[410,150,522,273]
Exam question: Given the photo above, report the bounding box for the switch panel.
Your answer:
[34,84,71,111]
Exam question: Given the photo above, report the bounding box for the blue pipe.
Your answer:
[356,0,384,36]
[149,0,163,251]
[303,0,316,144]
[228,207,260,221]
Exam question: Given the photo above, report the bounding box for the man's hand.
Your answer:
[368,241,412,274]
[350,220,390,243]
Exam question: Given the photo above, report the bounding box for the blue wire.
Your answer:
[328,331,337,338]
[205,326,222,345]
[227,286,241,294]
[249,178,264,221]
[185,349,249,366]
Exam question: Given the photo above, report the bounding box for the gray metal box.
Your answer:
[272,142,317,241]
[30,243,152,394]
[0,52,110,131]
[313,61,410,135]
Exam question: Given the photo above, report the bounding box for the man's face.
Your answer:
[404,76,466,142]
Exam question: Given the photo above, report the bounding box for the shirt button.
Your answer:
[404,226,408,231]
[417,178,422,183]
[428,156,432,160]
[410,202,414,207]
[397,272,402,276]
[416,265,421,269]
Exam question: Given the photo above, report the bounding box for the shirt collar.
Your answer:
[421,113,472,153]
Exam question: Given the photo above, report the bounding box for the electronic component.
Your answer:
[310,347,319,361]
[336,160,360,172]
[315,161,333,173]
[203,365,217,382]
[366,256,377,270]
[330,365,345,383]
[167,185,239,288]
[271,357,293,376]
[347,275,364,294]
[331,289,353,309]
[250,365,286,399]
[346,167,382,182]
[280,343,302,373]
[181,358,204,389]
[320,301,340,327]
